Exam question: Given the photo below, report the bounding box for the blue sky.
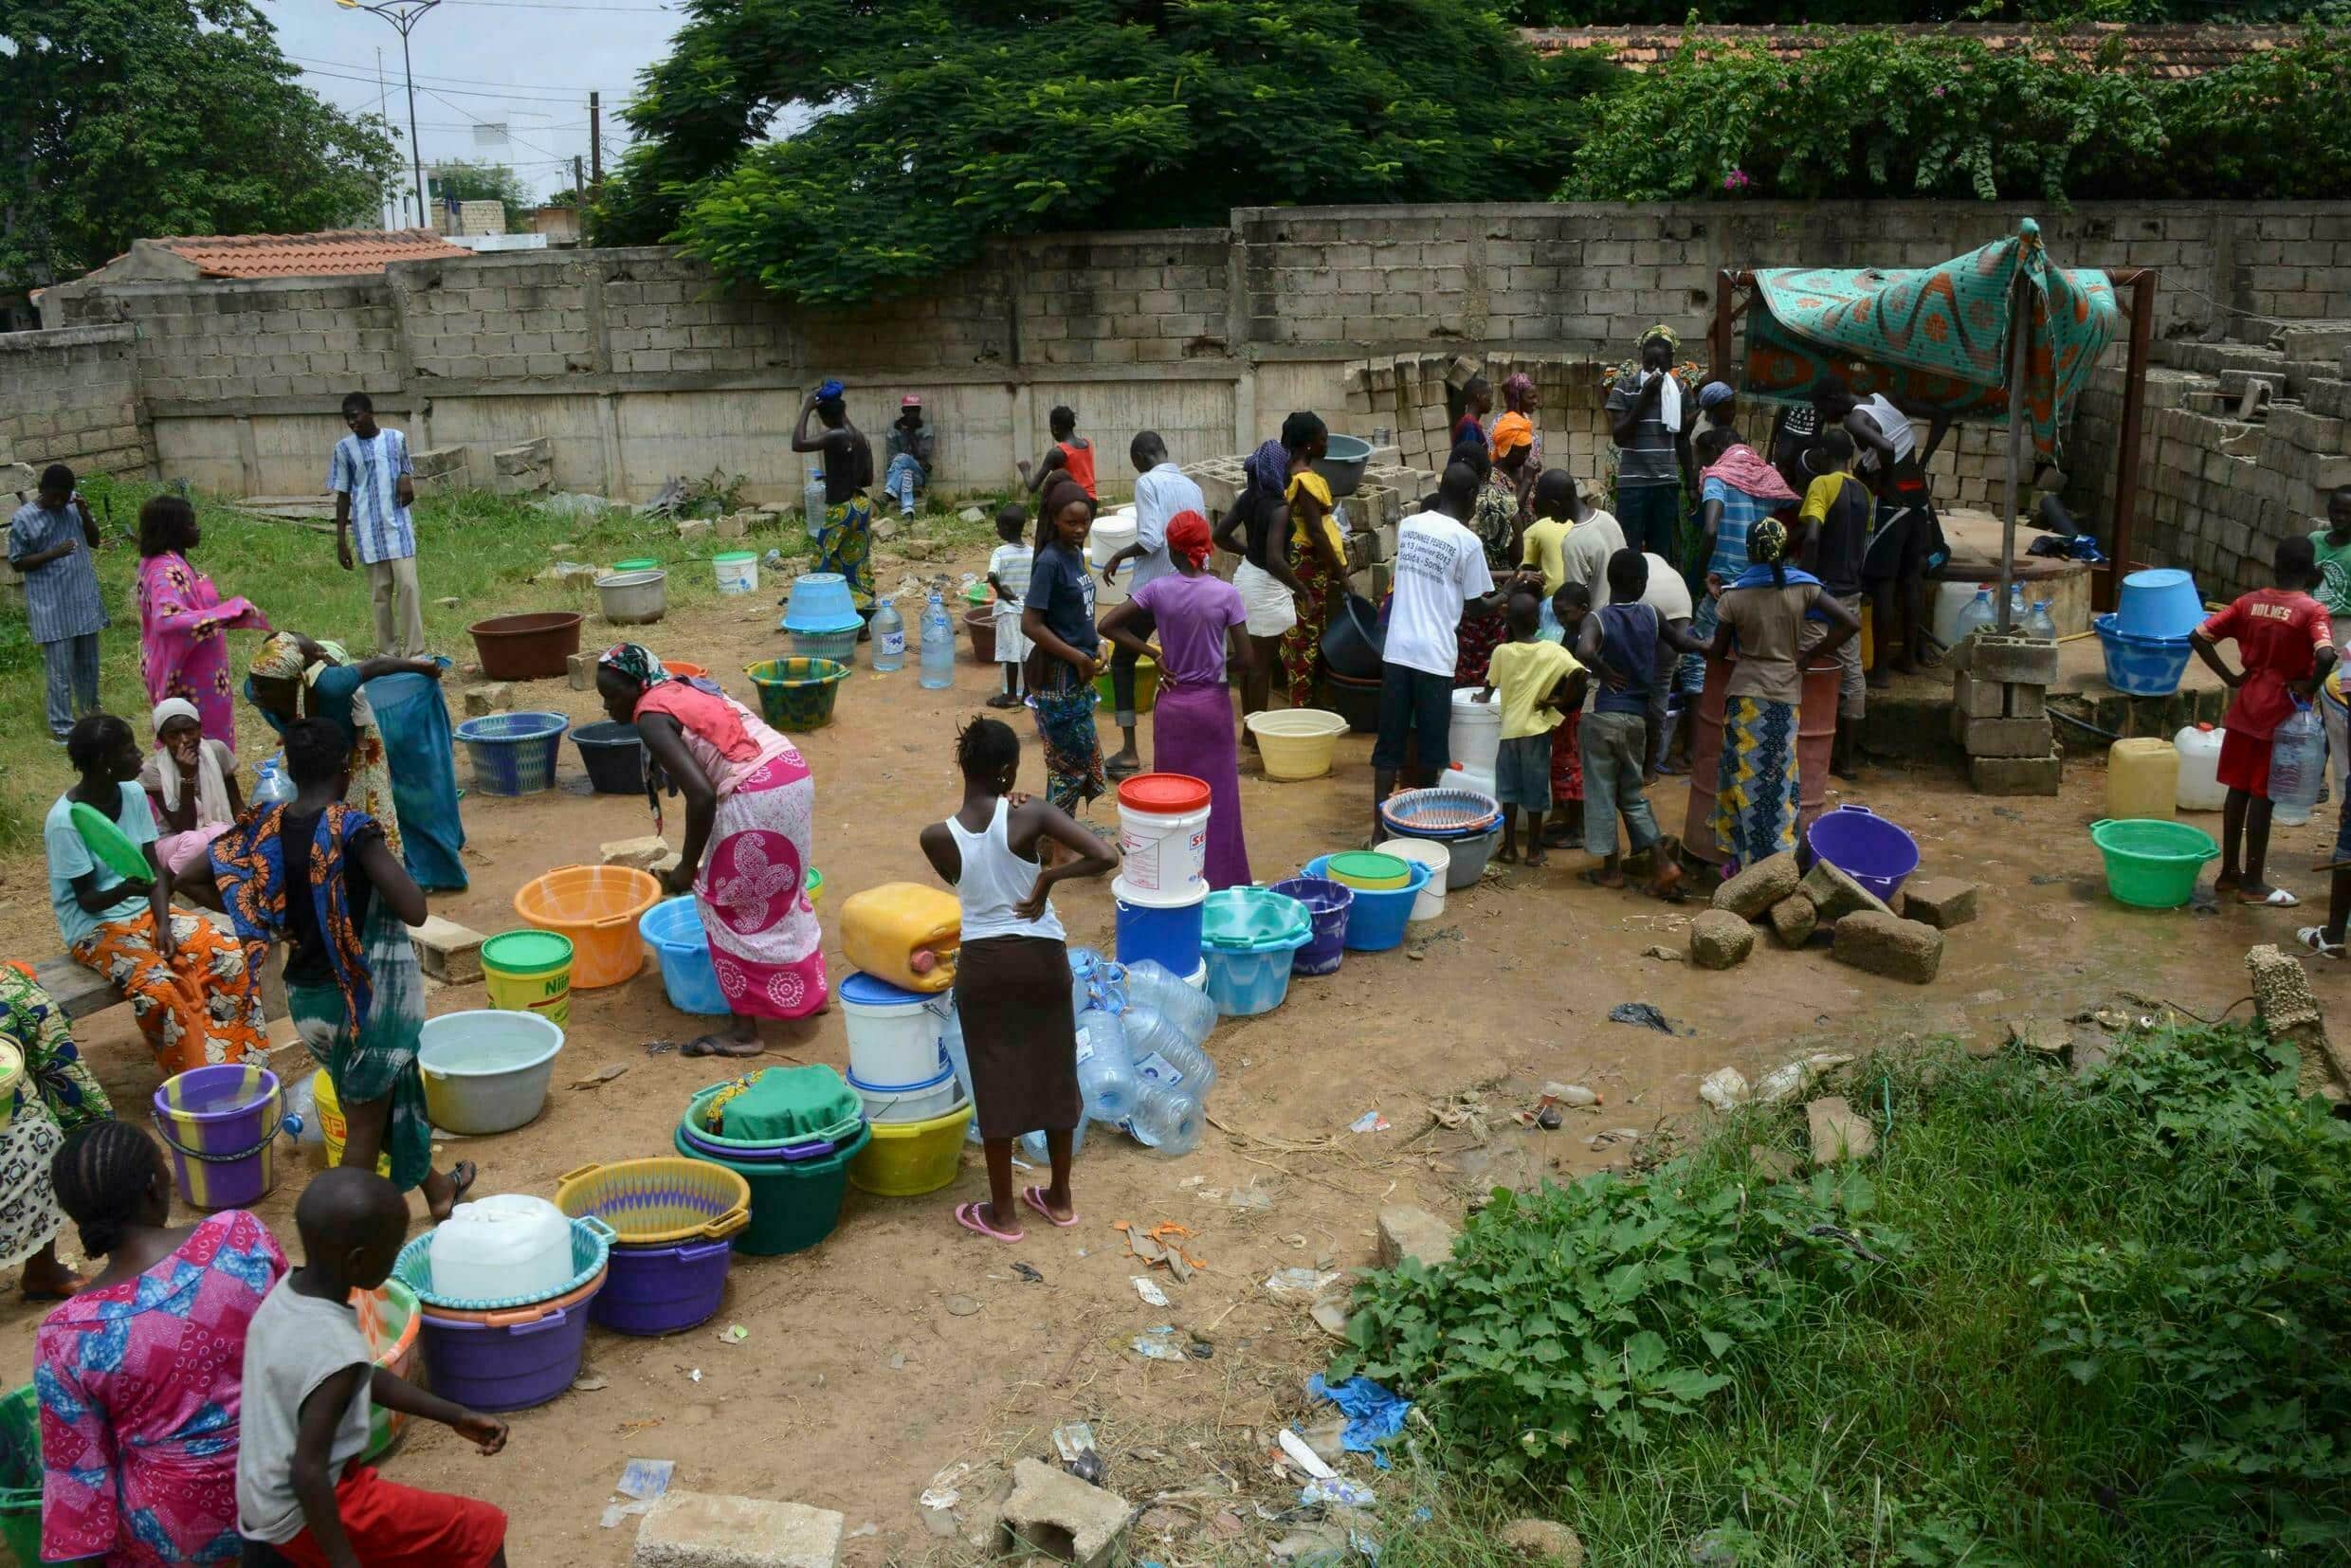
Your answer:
[256,0,684,216]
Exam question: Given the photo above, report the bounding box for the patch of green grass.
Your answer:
[1345,1031,2351,1566]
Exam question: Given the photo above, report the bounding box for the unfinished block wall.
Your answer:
[0,325,150,481]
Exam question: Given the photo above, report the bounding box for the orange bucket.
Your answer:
[512,865,660,989]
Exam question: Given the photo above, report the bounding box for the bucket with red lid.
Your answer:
[1115,773,1212,905]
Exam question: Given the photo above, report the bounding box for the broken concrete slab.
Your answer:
[1376,1205,1458,1269]
[1901,878,1980,930]
[1806,1096,1877,1164]
[997,1457,1133,1568]
[1499,1519,1585,1565]
[1799,857,1893,924]
[632,1491,843,1568]
[408,915,486,985]
[603,835,682,876]
[1832,910,1943,984]
[1767,893,1818,949]
[462,683,513,718]
[1713,851,1798,920]
[568,650,597,691]
[2247,942,2351,1096]
[677,519,714,541]
[1689,908,1756,970]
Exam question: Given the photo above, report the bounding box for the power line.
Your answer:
[283,51,617,94]
[299,63,591,103]
[418,85,568,161]
[444,0,675,11]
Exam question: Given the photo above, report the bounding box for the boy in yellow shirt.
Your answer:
[1476,588,1586,866]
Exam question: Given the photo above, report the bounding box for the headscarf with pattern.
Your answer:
[598,642,671,689]
[1501,372,1537,410]
[248,631,312,683]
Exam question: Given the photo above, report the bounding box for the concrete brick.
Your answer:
[998,1459,1133,1568]
[408,915,486,984]
[1960,636,2059,686]
[1377,1205,1458,1268]
[1768,894,1817,948]
[1832,910,1943,984]
[1901,878,1979,930]
[1713,850,1797,919]
[1951,669,2003,719]
[632,1491,844,1568]
[568,651,596,691]
[1690,908,1757,970]
[1799,857,1892,924]
[1960,712,2054,758]
[462,683,513,718]
[602,835,680,875]
[2004,683,2047,720]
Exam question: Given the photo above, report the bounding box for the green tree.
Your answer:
[427,160,538,229]
[0,0,400,295]
[595,0,1616,305]
[1504,1,2350,20]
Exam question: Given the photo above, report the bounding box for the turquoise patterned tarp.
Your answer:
[1742,219,2118,465]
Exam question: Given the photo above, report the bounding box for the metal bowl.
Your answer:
[1312,433,1374,497]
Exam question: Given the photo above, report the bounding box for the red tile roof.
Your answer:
[149,228,470,279]
[1522,23,2300,81]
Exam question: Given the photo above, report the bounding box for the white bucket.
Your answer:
[1116,806,1211,903]
[712,553,759,595]
[848,1064,961,1123]
[1380,838,1452,923]
[1088,514,1139,570]
[1184,960,1208,991]
[842,979,947,1086]
[1449,688,1503,776]
[1930,580,1985,650]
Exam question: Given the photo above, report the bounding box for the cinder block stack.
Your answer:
[1952,634,2062,795]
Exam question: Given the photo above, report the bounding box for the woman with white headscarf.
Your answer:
[138,698,243,877]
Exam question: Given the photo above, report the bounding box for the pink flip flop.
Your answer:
[955,1201,1024,1244]
[1021,1186,1079,1228]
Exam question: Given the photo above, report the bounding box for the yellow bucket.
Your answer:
[847,1099,975,1197]
[312,1070,392,1177]
[481,929,574,1029]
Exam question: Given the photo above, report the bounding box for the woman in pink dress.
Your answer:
[595,644,826,1057]
[36,1120,288,1565]
[136,495,268,748]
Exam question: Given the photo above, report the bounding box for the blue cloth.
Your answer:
[328,428,414,565]
[1728,563,1823,593]
[1306,1375,1411,1468]
[367,671,468,892]
[883,452,925,511]
[9,501,108,645]
[1595,602,1660,714]
[45,783,156,949]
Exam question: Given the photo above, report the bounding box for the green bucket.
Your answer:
[2089,817,2219,909]
[0,1382,52,1565]
[673,1121,868,1256]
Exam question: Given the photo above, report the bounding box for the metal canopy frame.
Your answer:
[1708,265,2158,614]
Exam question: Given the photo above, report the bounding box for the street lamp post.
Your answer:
[334,0,442,228]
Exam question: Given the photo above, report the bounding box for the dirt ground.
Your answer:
[0,533,2321,1566]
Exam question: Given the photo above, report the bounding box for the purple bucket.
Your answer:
[676,1121,844,1163]
[1269,876,1354,977]
[1802,804,1921,903]
[591,1239,734,1336]
[151,1064,284,1211]
[416,1277,605,1412]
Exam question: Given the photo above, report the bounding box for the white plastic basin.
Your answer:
[419,1011,565,1135]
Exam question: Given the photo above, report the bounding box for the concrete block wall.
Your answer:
[1016,231,1233,366]
[0,325,150,480]
[56,280,402,406]
[396,255,601,381]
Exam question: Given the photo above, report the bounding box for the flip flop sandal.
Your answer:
[2298,926,2346,959]
[683,1035,764,1058]
[1021,1186,1079,1228]
[1105,757,1142,780]
[955,1201,1024,1244]
[2239,888,2301,908]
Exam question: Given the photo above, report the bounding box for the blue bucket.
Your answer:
[2114,569,2205,640]
[1203,942,1307,1017]
[1304,855,1431,952]
[1113,879,1207,975]
[637,898,729,1016]
[2094,615,2193,698]
[1803,804,1920,903]
[781,573,859,631]
[453,711,568,796]
[1267,876,1353,976]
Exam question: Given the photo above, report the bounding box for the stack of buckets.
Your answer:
[1111,773,1213,985]
[673,1067,869,1255]
[839,974,974,1197]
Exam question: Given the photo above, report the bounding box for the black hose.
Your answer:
[2049,704,2122,741]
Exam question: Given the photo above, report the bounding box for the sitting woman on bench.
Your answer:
[44,713,267,1076]
[0,966,115,1302]
[141,698,242,878]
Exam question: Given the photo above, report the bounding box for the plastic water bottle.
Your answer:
[802,468,827,539]
[2025,598,2058,643]
[2270,697,2324,826]
[1129,1021,1217,1101]
[1122,959,1214,1044]
[1074,1005,1140,1123]
[1952,587,1996,648]
[1124,1083,1204,1157]
[869,599,905,671]
[1017,1118,1087,1165]
[919,590,955,689]
[252,759,296,808]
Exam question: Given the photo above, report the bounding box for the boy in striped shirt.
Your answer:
[331,392,424,658]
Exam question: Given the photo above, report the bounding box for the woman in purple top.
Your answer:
[1100,510,1256,888]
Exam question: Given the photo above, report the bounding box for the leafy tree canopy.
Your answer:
[1562,25,2351,202]
[1506,1,2350,21]
[0,0,400,295]
[595,0,1614,306]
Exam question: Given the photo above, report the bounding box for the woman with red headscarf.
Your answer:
[1100,511,1256,888]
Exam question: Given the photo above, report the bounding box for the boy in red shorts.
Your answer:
[2190,535,2336,909]
[237,1169,511,1566]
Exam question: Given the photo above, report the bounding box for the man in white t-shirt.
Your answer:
[1098,429,1205,776]
[1372,462,1526,841]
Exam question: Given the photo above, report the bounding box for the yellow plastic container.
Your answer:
[2107,738,2180,823]
[838,882,962,994]
[481,928,576,1028]
[1245,709,1350,780]
[313,1070,392,1177]
[847,1100,975,1196]
[1093,654,1159,714]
